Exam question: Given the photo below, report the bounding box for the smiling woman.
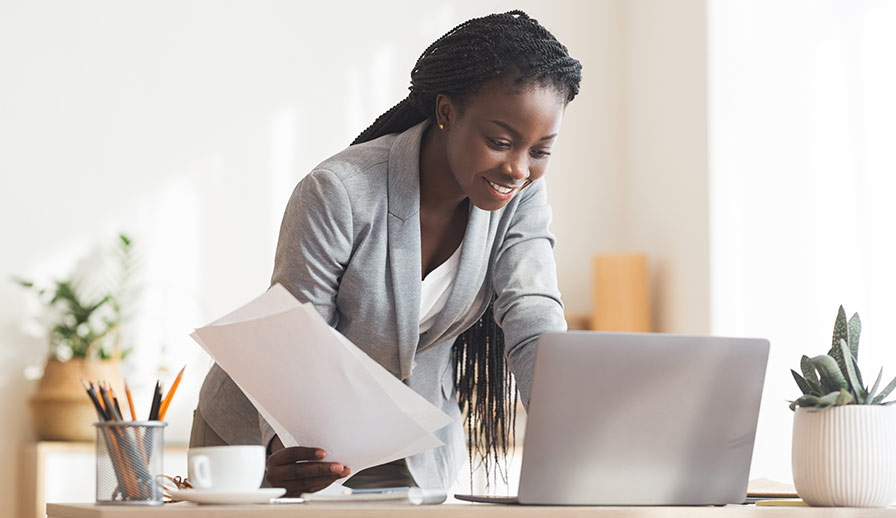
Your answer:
[426,81,565,213]
[192,10,582,497]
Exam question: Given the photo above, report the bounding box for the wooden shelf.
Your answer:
[19,442,188,518]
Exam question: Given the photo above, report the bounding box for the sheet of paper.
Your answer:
[191,284,453,476]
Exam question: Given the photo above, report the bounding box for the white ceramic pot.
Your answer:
[792,405,896,507]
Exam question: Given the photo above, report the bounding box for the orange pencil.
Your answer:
[158,366,185,420]
[124,380,137,421]
[92,382,107,414]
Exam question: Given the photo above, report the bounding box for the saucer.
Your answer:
[170,487,286,505]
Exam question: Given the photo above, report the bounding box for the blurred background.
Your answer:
[2,0,895,515]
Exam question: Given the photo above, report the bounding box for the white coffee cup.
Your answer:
[187,445,266,492]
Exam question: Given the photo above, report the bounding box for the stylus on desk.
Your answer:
[270,497,304,504]
[348,486,413,494]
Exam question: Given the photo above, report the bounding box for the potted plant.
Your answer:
[789,306,896,507]
[16,234,136,441]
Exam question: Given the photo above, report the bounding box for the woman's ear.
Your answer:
[435,94,456,131]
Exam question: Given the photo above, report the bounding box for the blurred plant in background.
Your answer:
[13,233,137,361]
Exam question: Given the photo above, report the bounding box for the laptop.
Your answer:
[455,331,769,505]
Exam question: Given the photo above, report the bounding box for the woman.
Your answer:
[191,10,582,496]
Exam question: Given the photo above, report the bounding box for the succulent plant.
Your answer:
[790,306,896,411]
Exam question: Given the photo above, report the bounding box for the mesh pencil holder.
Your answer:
[94,421,167,505]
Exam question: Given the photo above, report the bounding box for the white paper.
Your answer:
[190,284,453,477]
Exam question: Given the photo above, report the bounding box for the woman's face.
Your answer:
[438,80,566,211]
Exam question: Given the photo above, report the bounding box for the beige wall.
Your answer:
[1,1,728,514]
[0,1,635,515]
[622,0,710,334]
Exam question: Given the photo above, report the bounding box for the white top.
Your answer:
[419,244,462,333]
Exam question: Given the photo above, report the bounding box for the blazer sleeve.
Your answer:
[271,168,354,326]
[491,179,567,407]
[199,169,354,450]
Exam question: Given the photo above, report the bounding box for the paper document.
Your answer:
[190,283,453,477]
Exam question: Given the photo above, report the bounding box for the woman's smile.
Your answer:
[484,177,518,198]
[430,81,566,212]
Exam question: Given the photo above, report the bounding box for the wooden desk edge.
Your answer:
[47,502,896,518]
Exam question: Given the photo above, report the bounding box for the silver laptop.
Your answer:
[455,331,769,505]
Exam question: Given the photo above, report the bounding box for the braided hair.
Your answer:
[351,10,582,486]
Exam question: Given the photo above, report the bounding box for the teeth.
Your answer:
[487,179,513,194]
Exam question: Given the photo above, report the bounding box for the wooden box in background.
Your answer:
[591,253,652,332]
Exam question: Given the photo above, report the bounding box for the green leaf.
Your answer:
[815,389,851,407]
[829,312,854,393]
[11,276,34,288]
[811,355,848,393]
[800,355,824,395]
[847,312,861,361]
[871,375,896,405]
[792,370,814,396]
[868,367,884,400]
[835,388,854,405]
[829,305,849,356]
[86,295,111,315]
[789,395,820,411]
[840,340,867,403]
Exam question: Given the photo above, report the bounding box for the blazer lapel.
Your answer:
[418,204,492,348]
[387,122,426,379]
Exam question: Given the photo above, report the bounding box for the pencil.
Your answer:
[98,383,117,427]
[158,365,185,420]
[110,386,123,421]
[124,380,137,421]
[91,382,108,417]
[98,383,122,422]
[81,379,108,421]
[95,381,138,498]
[148,382,162,421]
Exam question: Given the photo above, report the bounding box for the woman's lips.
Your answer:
[484,178,517,199]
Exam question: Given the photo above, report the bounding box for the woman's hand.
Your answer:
[265,435,351,496]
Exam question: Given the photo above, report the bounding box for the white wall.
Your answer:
[710,0,896,484]
[0,1,621,514]
[11,0,868,509]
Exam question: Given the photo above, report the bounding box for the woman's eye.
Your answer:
[531,149,552,159]
[488,138,511,150]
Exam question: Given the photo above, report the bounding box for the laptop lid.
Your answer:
[516,331,769,505]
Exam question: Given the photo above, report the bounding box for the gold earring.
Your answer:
[439,124,444,130]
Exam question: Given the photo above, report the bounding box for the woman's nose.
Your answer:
[502,153,529,182]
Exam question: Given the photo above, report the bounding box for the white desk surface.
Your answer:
[47,502,896,518]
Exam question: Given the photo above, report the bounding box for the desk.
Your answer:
[20,442,189,518]
[47,503,896,518]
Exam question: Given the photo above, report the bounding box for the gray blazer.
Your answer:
[196,121,567,489]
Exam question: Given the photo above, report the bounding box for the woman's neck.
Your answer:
[419,122,466,214]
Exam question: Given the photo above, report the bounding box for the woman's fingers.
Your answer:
[267,446,325,466]
[264,444,351,495]
[266,460,345,482]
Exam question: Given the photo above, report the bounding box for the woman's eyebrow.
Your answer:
[489,119,557,141]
